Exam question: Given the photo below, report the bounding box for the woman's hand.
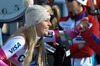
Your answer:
[77,17,89,32]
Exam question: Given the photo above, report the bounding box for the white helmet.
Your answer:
[77,0,88,5]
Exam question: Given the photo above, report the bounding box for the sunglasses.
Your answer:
[66,0,74,2]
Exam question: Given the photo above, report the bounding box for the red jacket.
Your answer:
[58,7,99,58]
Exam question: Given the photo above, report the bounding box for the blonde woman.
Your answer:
[0,0,90,66]
[42,5,61,30]
[0,0,51,65]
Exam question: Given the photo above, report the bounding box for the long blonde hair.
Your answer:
[8,25,45,66]
[23,26,45,66]
[22,0,46,65]
[42,5,61,30]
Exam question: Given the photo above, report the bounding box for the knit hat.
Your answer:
[23,0,50,27]
[77,0,87,5]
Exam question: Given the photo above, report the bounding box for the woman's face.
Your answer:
[35,19,51,37]
[65,0,80,15]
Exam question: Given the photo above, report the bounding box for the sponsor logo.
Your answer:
[18,55,25,62]
[9,42,21,54]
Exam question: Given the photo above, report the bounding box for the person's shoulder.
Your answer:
[15,33,26,40]
[4,34,26,47]
[87,14,97,21]
[9,33,26,44]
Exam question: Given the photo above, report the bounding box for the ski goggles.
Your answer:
[66,0,75,2]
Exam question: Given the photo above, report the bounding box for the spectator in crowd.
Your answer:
[57,0,100,66]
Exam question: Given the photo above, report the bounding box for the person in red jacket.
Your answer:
[87,0,100,65]
[57,0,99,66]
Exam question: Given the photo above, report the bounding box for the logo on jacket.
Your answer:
[9,42,21,54]
[59,18,75,30]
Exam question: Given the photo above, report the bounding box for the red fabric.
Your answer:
[5,60,16,66]
[53,42,57,47]
[81,29,100,56]
[70,43,79,55]
[87,15,99,38]
[71,14,100,58]
[71,45,94,58]
[86,0,91,7]
[58,16,70,23]
[95,0,100,9]
[0,48,7,61]
[0,60,8,66]
[71,14,99,58]
[95,0,100,22]
[58,7,99,58]
[87,0,100,9]
[80,10,100,56]
[47,0,54,5]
